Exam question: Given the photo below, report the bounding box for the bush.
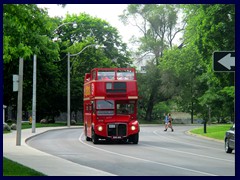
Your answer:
[10,123,17,130]
[3,123,11,131]
[48,119,55,124]
[70,120,76,125]
[40,119,48,124]
[6,119,14,124]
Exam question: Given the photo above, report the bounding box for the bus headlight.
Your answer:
[131,125,136,131]
[98,126,103,131]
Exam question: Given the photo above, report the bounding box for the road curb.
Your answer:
[185,130,224,143]
[25,126,82,143]
[4,126,115,176]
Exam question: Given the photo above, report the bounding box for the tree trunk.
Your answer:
[145,88,156,121]
[191,101,194,124]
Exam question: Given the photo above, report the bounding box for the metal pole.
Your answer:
[66,45,104,128]
[208,106,211,125]
[67,52,70,127]
[32,54,37,133]
[16,57,23,146]
[204,120,207,133]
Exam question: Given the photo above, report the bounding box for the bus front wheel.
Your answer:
[129,133,139,144]
[92,129,99,144]
[85,125,91,141]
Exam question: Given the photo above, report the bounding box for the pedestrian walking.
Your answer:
[29,115,32,124]
[168,113,174,132]
[164,113,169,131]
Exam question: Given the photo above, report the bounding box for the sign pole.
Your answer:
[32,54,37,133]
[16,57,23,146]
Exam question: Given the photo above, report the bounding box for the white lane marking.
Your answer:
[141,142,234,163]
[153,130,223,151]
[79,132,218,176]
[148,129,234,163]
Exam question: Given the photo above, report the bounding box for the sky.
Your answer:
[37,4,141,49]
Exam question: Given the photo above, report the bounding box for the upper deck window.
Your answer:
[95,69,135,81]
[98,71,115,80]
[117,71,134,80]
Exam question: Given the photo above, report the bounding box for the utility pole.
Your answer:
[32,54,37,133]
[67,52,70,127]
[16,58,23,146]
[208,106,211,125]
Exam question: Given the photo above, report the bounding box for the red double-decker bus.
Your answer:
[83,68,139,144]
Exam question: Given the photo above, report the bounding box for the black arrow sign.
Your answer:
[213,51,235,72]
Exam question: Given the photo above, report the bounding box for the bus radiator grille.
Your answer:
[108,124,127,136]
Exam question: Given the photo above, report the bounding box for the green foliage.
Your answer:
[3,5,132,121]
[121,4,182,121]
[220,86,234,98]
[55,13,132,114]
[3,4,56,61]
[152,101,171,121]
[3,4,62,120]
[59,13,131,68]
[182,4,235,121]
[3,4,235,124]
[125,4,235,122]
[21,122,70,129]
[121,4,181,63]
[159,5,235,122]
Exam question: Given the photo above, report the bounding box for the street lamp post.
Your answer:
[67,44,105,127]
[31,21,77,133]
[53,21,77,33]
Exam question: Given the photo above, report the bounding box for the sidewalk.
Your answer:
[3,127,115,176]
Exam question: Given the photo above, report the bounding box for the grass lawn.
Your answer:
[21,122,71,129]
[190,124,232,140]
[3,157,46,176]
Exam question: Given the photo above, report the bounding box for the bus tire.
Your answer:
[86,136,91,141]
[225,138,233,153]
[85,125,91,141]
[130,133,139,144]
[92,129,99,144]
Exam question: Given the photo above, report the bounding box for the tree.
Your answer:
[182,4,235,122]
[160,45,202,123]
[120,4,183,121]
[123,4,234,123]
[3,4,60,120]
[159,4,235,123]
[3,5,137,122]
[49,13,132,119]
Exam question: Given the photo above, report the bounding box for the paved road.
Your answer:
[27,125,235,176]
